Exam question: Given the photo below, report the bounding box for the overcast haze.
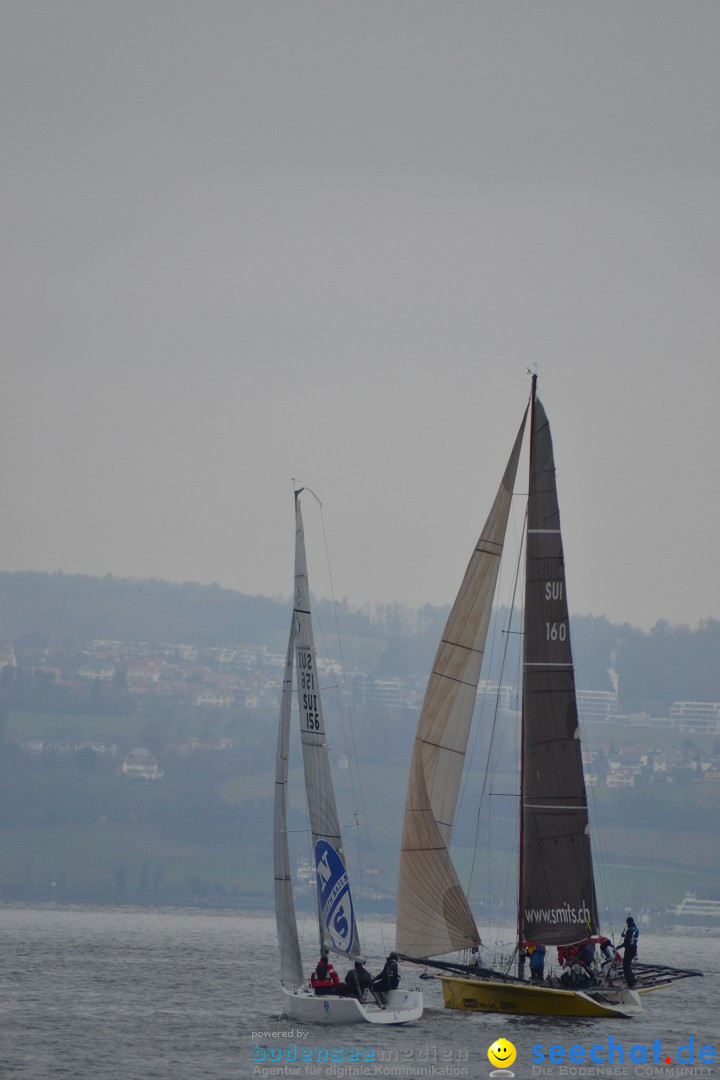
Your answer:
[2,1,719,631]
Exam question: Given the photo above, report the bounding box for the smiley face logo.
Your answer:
[488,1039,517,1069]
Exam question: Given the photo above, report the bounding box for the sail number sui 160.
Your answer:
[544,581,566,642]
[298,649,321,731]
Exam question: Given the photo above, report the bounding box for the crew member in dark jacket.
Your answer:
[345,959,372,1000]
[618,917,639,988]
[371,952,400,996]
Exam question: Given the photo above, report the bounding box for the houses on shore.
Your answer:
[2,638,720,787]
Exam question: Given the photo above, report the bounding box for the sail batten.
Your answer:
[396,412,527,959]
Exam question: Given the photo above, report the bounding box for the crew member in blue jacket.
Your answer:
[618,916,639,987]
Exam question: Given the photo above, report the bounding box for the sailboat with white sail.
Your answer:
[275,489,423,1025]
[395,377,701,1018]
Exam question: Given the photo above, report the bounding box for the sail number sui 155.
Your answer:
[298,648,321,731]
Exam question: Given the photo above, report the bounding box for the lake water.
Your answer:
[0,906,717,1079]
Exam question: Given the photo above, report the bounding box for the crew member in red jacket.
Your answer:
[310,955,341,996]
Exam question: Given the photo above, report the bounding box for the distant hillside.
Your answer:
[0,571,719,910]
[2,572,720,712]
[0,571,290,647]
[0,571,420,674]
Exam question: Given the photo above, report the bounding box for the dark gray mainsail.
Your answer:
[521,393,599,946]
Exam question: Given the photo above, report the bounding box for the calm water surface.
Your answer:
[0,907,717,1079]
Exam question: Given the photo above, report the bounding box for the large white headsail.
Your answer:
[294,491,360,959]
[396,413,527,958]
[273,615,305,989]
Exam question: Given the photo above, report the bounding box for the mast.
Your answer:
[517,372,537,975]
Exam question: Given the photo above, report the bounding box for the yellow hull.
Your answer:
[439,975,643,1018]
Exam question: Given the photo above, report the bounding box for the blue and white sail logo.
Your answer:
[314,840,355,955]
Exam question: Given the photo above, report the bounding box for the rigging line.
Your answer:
[308,584,369,943]
[468,502,528,905]
[505,543,524,937]
[577,703,619,938]
[458,606,501,919]
[501,489,526,927]
[585,755,622,942]
[288,702,317,951]
[458,493,513,872]
[315,498,387,955]
[465,491,525,926]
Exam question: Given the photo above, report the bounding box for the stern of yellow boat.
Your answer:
[439,975,642,1018]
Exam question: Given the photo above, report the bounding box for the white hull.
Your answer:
[281,985,423,1025]
[674,896,720,925]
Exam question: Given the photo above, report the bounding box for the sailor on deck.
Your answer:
[371,951,400,997]
[618,917,639,988]
[345,959,372,1000]
[310,955,341,995]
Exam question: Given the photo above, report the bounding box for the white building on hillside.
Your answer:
[121,748,164,780]
[577,689,618,723]
[670,701,720,734]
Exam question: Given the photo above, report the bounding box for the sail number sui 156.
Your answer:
[297,648,321,731]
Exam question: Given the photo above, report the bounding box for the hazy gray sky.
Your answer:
[2,1,719,630]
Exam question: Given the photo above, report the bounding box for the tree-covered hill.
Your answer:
[1,571,720,712]
[0,571,290,646]
[1,571,719,910]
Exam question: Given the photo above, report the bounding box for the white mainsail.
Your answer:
[273,615,304,989]
[274,490,425,1025]
[396,415,527,958]
[293,492,360,959]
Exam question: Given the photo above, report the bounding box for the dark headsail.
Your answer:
[521,389,599,946]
